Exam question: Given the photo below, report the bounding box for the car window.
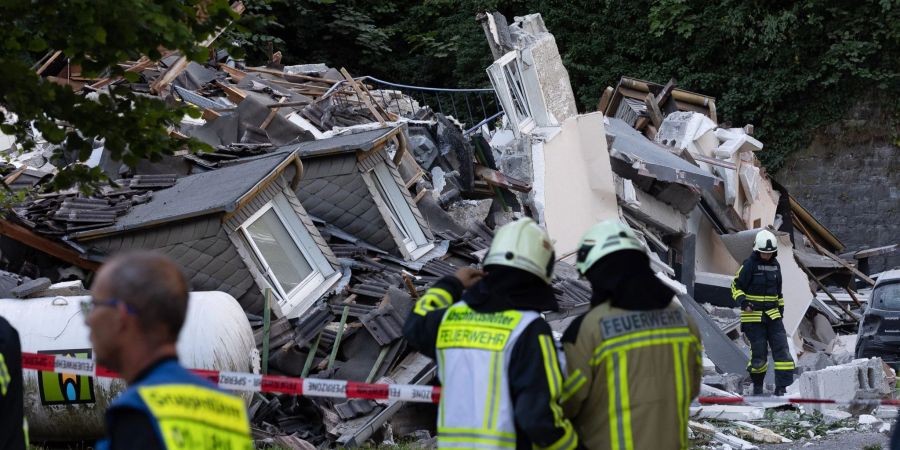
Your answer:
[874,282,900,310]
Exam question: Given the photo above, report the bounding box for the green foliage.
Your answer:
[0,0,242,195]
[265,0,899,173]
[537,0,900,171]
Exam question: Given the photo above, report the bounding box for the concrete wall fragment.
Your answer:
[532,112,618,258]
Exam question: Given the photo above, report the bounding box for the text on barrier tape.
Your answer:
[20,352,441,404]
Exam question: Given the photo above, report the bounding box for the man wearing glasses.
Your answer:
[84,251,252,450]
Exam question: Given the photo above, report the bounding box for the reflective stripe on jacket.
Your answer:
[404,277,578,450]
[731,252,784,310]
[561,301,702,450]
[98,359,252,450]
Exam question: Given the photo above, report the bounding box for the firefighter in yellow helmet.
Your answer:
[732,229,795,396]
[403,218,578,450]
[560,220,702,450]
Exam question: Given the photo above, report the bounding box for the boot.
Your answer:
[774,386,786,396]
[752,383,764,396]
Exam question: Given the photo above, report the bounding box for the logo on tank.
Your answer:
[38,349,96,405]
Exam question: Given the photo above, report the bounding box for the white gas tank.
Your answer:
[0,291,255,441]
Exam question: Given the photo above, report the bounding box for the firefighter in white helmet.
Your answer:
[560,220,702,450]
[732,229,795,395]
[403,218,578,450]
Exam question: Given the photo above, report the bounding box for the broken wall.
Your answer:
[532,112,618,258]
[691,211,740,275]
[512,14,578,125]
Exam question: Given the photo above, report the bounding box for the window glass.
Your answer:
[246,209,313,294]
[369,163,428,252]
[875,282,900,310]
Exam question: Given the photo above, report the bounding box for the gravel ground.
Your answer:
[757,431,889,449]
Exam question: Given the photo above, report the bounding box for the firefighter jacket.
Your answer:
[560,301,702,450]
[731,252,784,323]
[403,276,578,450]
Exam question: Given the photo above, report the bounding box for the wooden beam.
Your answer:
[150,1,245,94]
[218,63,248,82]
[35,51,63,76]
[216,81,247,104]
[597,86,614,113]
[844,286,863,308]
[794,217,875,286]
[644,93,663,128]
[339,68,384,125]
[150,56,189,94]
[797,259,857,322]
[89,56,156,90]
[259,97,286,130]
[0,219,100,271]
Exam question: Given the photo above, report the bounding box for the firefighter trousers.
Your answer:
[743,313,795,387]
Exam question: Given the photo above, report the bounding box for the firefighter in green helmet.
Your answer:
[560,220,703,450]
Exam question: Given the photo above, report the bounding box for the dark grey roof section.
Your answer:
[295,162,397,253]
[75,152,295,238]
[279,126,399,159]
[361,305,404,346]
[606,117,720,190]
[293,303,334,348]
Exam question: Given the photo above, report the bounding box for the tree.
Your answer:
[0,0,245,198]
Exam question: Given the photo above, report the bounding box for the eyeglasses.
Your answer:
[80,298,138,316]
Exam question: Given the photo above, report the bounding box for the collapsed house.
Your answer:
[1,9,897,449]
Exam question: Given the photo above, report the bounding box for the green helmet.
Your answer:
[575,220,645,274]
[483,218,555,284]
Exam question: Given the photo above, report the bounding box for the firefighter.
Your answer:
[732,229,795,396]
[403,218,578,450]
[560,220,702,450]
[0,315,27,450]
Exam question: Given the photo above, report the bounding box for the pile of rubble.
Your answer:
[1,9,897,449]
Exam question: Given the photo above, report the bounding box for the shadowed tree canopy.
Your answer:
[0,0,252,198]
[257,0,899,171]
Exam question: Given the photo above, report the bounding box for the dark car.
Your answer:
[856,269,900,367]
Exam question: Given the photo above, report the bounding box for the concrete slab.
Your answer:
[797,358,892,411]
[690,405,765,421]
[532,112,618,258]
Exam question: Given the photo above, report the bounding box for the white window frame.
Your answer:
[239,193,335,316]
[487,51,536,135]
[367,162,434,260]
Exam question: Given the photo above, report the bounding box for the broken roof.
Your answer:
[73,151,300,240]
[605,117,721,191]
[278,125,401,159]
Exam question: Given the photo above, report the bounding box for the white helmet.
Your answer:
[753,229,778,253]
[483,218,555,284]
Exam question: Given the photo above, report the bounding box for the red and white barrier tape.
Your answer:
[21,352,441,404]
[22,353,898,407]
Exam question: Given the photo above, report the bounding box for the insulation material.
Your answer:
[655,111,718,157]
[739,163,761,204]
[720,229,814,337]
[532,112,618,259]
[714,165,739,207]
[742,182,780,229]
